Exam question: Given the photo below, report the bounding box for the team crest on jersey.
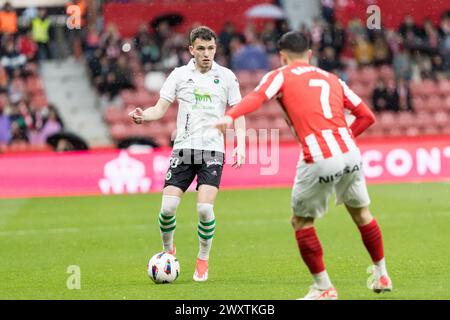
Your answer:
[214,78,220,84]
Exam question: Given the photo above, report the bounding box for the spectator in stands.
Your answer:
[420,18,440,55]
[439,14,450,71]
[318,46,343,72]
[347,17,367,40]
[154,20,172,48]
[1,39,26,78]
[385,79,401,112]
[321,0,335,25]
[84,24,101,58]
[8,102,28,144]
[219,21,237,58]
[0,2,17,35]
[353,34,374,66]
[101,24,121,60]
[29,104,64,145]
[373,34,392,66]
[261,21,278,54]
[398,15,421,40]
[332,22,346,56]
[393,48,412,80]
[98,71,121,101]
[230,32,269,71]
[320,24,335,50]
[17,29,38,62]
[0,66,8,90]
[431,54,446,79]
[113,54,134,91]
[0,96,11,144]
[8,69,26,104]
[395,78,413,112]
[310,17,324,52]
[32,8,52,60]
[372,77,390,112]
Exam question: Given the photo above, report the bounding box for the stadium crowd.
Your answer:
[2,0,450,149]
[0,2,64,151]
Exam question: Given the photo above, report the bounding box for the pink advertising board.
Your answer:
[1,136,450,199]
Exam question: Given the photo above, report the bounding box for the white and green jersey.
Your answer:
[160,59,242,153]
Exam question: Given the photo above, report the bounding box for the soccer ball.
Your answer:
[147,252,180,284]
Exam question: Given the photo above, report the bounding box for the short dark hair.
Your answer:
[189,26,217,45]
[277,31,310,54]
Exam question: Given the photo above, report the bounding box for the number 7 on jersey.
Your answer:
[309,79,332,119]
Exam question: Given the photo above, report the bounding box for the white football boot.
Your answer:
[297,284,338,300]
[367,265,393,293]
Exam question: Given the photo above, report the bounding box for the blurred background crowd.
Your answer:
[1,0,450,152]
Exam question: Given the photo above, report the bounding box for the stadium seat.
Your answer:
[397,112,416,130]
[423,126,440,135]
[109,123,128,141]
[405,126,420,136]
[378,112,396,129]
[104,106,123,124]
[424,96,444,113]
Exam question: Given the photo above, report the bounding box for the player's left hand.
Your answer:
[214,115,233,134]
[232,146,245,168]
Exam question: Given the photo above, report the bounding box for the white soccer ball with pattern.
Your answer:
[147,252,180,284]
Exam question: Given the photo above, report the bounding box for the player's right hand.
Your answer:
[128,107,144,125]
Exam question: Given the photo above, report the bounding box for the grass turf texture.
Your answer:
[1,182,449,300]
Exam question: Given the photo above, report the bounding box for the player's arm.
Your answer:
[129,69,178,124]
[349,101,376,137]
[129,98,171,124]
[232,115,246,168]
[339,79,376,137]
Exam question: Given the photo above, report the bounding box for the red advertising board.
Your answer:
[1,136,450,199]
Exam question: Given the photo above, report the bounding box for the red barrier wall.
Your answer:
[335,0,449,28]
[1,136,450,199]
[103,0,269,38]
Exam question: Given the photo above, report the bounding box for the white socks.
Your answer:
[313,270,333,290]
[197,203,216,260]
[374,258,388,276]
[159,195,180,252]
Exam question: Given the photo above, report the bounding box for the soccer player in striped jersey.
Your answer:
[215,31,392,300]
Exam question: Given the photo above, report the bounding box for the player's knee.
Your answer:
[290,215,314,230]
[161,195,181,216]
[197,203,214,220]
[346,205,372,226]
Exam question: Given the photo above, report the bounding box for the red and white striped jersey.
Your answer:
[227,62,375,163]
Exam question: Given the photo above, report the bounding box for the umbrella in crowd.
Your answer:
[245,3,287,19]
[46,132,89,152]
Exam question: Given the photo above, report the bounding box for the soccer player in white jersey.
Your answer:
[215,31,392,299]
[129,26,246,282]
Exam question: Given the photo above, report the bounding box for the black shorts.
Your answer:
[163,149,225,192]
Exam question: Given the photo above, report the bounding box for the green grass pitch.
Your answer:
[1,182,449,300]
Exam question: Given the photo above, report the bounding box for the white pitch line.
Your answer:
[0,218,288,237]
